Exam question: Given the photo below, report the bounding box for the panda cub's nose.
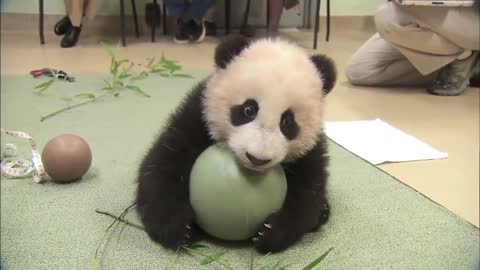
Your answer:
[246,152,271,166]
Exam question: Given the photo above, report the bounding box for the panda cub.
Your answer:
[136,35,336,254]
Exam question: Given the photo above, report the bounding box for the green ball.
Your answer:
[190,144,287,241]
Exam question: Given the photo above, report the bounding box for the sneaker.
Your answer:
[174,20,189,44]
[189,20,206,43]
[427,51,480,96]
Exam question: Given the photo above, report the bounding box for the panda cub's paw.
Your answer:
[144,207,195,250]
[153,222,194,250]
[252,212,296,254]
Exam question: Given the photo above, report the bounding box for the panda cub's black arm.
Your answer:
[254,136,330,253]
[136,81,214,250]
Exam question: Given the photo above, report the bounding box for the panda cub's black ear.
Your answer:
[215,35,250,69]
[310,55,337,95]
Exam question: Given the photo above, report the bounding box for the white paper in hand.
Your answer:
[324,119,448,165]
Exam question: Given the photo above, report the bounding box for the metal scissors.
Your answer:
[30,68,75,82]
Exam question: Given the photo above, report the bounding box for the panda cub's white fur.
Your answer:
[203,39,326,171]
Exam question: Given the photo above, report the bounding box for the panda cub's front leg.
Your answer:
[136,132,206,250]
[136,149,197,250]
[253,192,329,254]
[253,145,330,253]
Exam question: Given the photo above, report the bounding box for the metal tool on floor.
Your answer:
[30,68,75,82]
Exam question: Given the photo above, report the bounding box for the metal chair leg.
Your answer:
[39,0,45,45]
[326,0,330,41]
[313,0,320,49]
[266,0,270,31]
[131,0,140,38]
[162,1,167,35]
[120,0,126,46]
[225,0,231,35]
[152,0,157,42]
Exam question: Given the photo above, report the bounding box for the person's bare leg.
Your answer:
[84,0,97,21]
[267,0,283,37]
[65,0,84,27]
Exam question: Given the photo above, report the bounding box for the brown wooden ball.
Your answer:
[41,134,92,183]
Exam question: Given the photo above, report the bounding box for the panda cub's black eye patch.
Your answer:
[280,109,299,140]
[230,99,259,126]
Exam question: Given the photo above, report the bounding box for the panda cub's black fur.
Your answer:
[136,35,336,254]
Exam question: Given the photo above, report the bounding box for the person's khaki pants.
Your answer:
[346,1,480,86]
[64,0,97,27]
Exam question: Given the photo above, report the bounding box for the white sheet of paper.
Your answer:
[324,119,448,165]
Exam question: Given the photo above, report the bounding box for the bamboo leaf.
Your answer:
[117,59,129,66]
[109,57,115,74]
[100,41,116,57]
[302,248,333,270]
[150,68,167,73]
[75,93,96,99]
[200,251,225,265]
[160,54,177,66]
[258,262,276,270]
[188,242,209,250]
[131,71,149,80]
[172,73,193,78]
[119,74,131,79]
[119,62,133,79]
[146,58,155,68]
[112,80,124,89]
[111,60,120,75]
[162,62,181,71]
[267,258,285,270]
[34,79,55,93]
[126,85,151,97]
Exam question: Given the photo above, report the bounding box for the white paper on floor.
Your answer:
[324,119,448,165]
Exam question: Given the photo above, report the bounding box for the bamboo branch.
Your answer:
[40,93,109,122]
[94,208,144,231]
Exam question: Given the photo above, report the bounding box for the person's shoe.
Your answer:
[54,16,72,36]
[427,51,479,96]
[61,26,81,48]
[174,20,189,44]
[189,20,206,43]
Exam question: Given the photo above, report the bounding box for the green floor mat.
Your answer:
[1,73,478,270]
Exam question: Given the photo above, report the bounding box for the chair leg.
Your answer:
[131,0,140,38]
[120,0,127,46]
[266,0,270,31]
[39,0,45,45]
[313,0,320,49]
[225,0,230,35]
[152,0,157,42]
[162,1,167,35]
[326,0,330,41]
